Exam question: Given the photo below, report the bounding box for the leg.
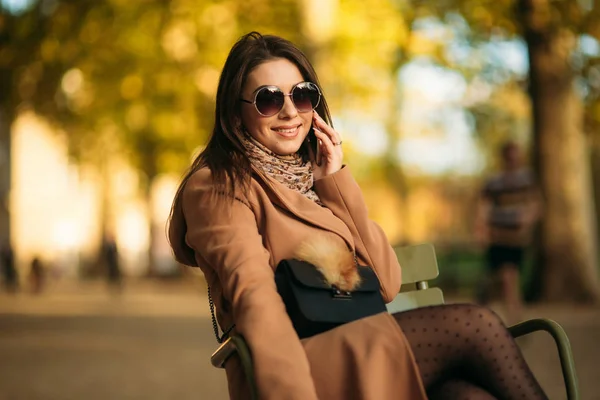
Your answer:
[475,272,493,306]
[478,245,500,306]
[429,379,497,400]
[393,303,548,399]
[499,263,523,325]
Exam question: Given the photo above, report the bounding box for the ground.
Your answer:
[0,279,598,400]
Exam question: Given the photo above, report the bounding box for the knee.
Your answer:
[460,304,505,333]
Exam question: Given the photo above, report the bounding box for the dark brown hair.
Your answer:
[167,32,332,265]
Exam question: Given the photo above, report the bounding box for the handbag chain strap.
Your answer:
[207,285,235,344]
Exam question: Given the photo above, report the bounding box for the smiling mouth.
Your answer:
[272,125,301,137]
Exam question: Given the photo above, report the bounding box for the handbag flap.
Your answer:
[282,259,381,292]
[283,259,330,289]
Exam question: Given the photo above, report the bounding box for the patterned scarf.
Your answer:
[241,134,322,204]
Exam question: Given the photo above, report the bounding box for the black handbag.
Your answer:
[275,258,387,339]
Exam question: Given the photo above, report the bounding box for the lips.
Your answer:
[272,124,301,138]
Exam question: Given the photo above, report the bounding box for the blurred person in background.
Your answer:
[29,255,45,294]
[101,232,122,293]
[1,240,18,293]
[475,141,542,324]
[168,32,548,400]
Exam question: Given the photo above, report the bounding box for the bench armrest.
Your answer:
[508,318,579,400]
[210,335,258,400]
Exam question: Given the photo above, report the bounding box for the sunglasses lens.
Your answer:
[255,87,284,116]
[292,83,320,112]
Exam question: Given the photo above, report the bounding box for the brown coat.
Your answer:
[178,165,427,400]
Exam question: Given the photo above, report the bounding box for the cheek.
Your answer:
[301,115,313,137]
[241,108,274,135]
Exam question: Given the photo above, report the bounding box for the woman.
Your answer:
[168,32,548,400]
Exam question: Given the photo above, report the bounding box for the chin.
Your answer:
[275,147,302,156]
[273,140,304,156]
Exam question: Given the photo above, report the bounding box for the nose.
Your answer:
[278,94,298,119]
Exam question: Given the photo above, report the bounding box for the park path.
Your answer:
[0,279,598,399]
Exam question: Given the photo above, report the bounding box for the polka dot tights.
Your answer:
[392,304,548,400]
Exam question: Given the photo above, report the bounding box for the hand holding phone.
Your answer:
[310,111,343,179]
[306,125,323,166]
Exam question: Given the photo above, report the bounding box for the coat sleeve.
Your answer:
[313,166,402,302]
[182,171,319,400]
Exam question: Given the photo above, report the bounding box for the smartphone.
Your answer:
[307,126,323,166]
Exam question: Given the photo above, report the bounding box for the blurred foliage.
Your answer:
[0,0,306,184]
[1,0,599,251]
[0,0,421,182]
[404,0,600,161]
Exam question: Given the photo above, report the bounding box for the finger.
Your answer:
[313,112,341,144]
[312,113,337,139]
[313,126,332,147]
[313,127,339,157]
[314,127,342,155]
[313,122,342,149]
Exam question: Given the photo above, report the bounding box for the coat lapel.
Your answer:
[251,166,355,251]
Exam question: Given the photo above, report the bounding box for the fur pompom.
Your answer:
[294,234,361,291]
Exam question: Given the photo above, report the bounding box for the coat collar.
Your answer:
[250,165,355,252]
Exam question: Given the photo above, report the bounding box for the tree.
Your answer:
[1,0,307,275]
[407,0,600,302]
[0,1,95,249]
[517,0,599,301]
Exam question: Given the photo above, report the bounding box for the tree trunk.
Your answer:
[139,134,158,278]
[0,107,11,247]
[519,0,600,302]
[94,150,113,278]
[593,144,600,249]
[143,176,158,277]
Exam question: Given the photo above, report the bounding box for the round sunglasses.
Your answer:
[240,82,321,117]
